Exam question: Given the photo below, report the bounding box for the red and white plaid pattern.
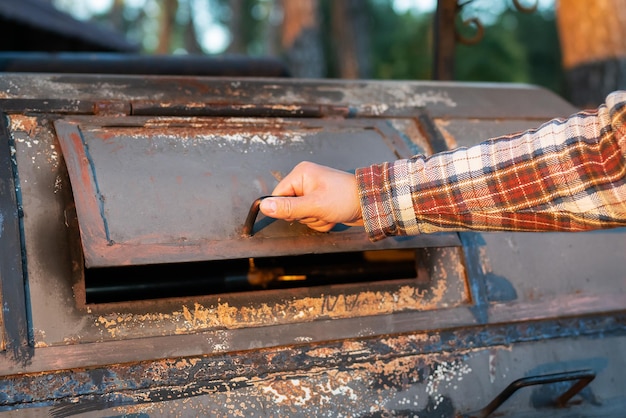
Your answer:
[356,91,626,241]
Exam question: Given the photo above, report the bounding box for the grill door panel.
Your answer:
[55,116,460,268]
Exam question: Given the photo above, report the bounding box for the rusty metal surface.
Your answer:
[3,315,626,416]
[0,74,624,417]
[0,74,576,120]
[54,115,458,267]
[434,0,458,80]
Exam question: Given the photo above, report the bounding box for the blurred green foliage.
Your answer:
[379,2,561,94]
[56,0,565,95]
[367,1,434,81]
[321,0,564,95]
[455,7,564,94]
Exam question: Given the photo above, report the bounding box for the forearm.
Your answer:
[356,91,626,241]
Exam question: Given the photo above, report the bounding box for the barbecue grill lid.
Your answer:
[55,115,459,268]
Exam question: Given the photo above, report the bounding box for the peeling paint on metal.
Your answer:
[9,116,37,136]
[92,274,465,340]
[53,175,63,194]
[99,131,307,147]
[11,116,60,170]
[390,89,458,109]
[425,360,472,408]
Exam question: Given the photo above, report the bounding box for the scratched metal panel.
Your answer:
[55,116,460,268]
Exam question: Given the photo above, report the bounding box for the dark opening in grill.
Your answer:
[84,249,421,303]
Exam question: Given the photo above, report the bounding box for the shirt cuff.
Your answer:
[355,163,397,241]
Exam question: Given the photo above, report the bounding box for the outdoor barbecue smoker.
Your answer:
[0,72,625,417]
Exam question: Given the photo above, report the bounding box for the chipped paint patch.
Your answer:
[10,115,38,135]
[260,369,359,409]
[11,116,60,170]
[388,89,458,110]
[246,351,471,415]
[53,175,63,193]
[425,360,472,409]
[102,132,306,147]
[489,349,497,383]
[207,132,305,146]
[363,103,389,116]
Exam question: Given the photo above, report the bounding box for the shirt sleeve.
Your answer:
[355,91,626,241]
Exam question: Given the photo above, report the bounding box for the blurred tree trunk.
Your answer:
[183,0,203,54]
[556,0,626,107]
[110,0,126,33]
[264,0,282,56]
[184,18,203,53]
[227,0,246,53]
[331,0,371,79]
[281,0,325,77]
[157,0,179,53]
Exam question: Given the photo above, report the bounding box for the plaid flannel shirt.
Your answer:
[356,91,626,241]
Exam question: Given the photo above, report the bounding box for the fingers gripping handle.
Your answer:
[242,195,283,237]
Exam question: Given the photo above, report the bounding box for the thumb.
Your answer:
[260,196,306,220]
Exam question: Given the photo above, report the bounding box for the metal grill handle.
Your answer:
[470,369,596,418]
[242,195,276,237]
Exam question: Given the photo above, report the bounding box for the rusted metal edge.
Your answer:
[459,232,490,323]
[2,311,625,412]
[131,102,355,118]
[1,291,625,377]
[373,119,416,159]
[53,120,111,254]
[0,99,95,115]
[0,113,32,361]
[0,74,580,119]
[79,232,461,268]
[416,109,450,154]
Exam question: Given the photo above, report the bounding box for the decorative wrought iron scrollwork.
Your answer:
[456,16,484,45]
[434,0,540,80]
[454,0,539,45]
[513,0,539,13]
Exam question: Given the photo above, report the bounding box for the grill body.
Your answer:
[0,73,625,417]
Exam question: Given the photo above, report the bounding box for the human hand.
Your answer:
[259,161,364,232]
